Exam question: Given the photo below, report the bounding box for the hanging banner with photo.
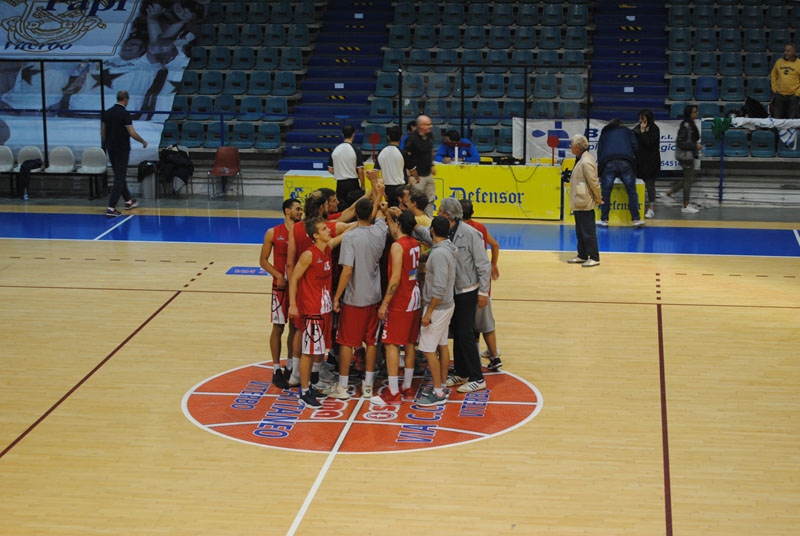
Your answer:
[0,1,204,163]
[512,118,685,171]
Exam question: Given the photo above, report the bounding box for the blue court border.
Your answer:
[1,211,798,257]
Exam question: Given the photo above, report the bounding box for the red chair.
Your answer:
[206,146,243,197]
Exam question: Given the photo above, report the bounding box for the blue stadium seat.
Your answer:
[750,130,776,157]
[719,53,742,76]
[777,138,800,158]
[517,4,539,26]
[462,49,483,73]
[264,25,285,47]
[467,4,489,26]
[179,71,198,95]
[493,4,515,26]
[188,47,207,69]
[743,29,766,52]
[539,27,562,50]
[279,47,303,71]
[747,78,772,103]
[407,49,430,73]
[475,101,500,125]
[698,103,720,127]
[383,50,403,72]
[433,50,458,73]
[721,78,745,101]
[486,50,509,73]
[717,5,739,28]
[534,75,558,99]
[541,4,563,26]
[287,24,310,47]
[255,123,281,150]
[696,79,720,104]
[294,1,316,24]
[180,122,204,148]
[668,77,692,101]
[701,129,721,157]
[207,46,230,70]
[240,24,262,46]
[669,52,692,75]
[256,48,279,71]
[502,100,524,125]
[393,3,415,25]
[694,52,717,75]
[204,125,224,149]
[562,50,585,72]
[214,95,236,120]
[669,28,691,51]
[453,74,478,99]
[510,50,535,73]
[741,5,764,28]
[401,99,419,119]
[497,128,513,154]
[472,127,495,153]
[723,130,748,157]
[206,3,223,24]
[239,96,264,121]
[670,103,687,119]
[388,25,411,48]
[196,24,215,46]
[790,7,800,29]
[567,4,589,26]
[449,102,475,127]
[369,98,394,123]
[463,26,486,49]
[272,72,296,96]
[745,53,769,77]
[402,74,425,98]
[480,74,505,99]
[362,125,387,152]
[488,26,511,50]
[413,25,436,49]
[160,122,179,147]
[375,73,398,97]
[198,71,223,95]
[560,75,585,99]
[231,123,255,149]
[718,28,742,52]
[693,5,715,27]
[514,27,537,49]
[694,28,716,51]
[438,25,461,49]
[271,1,292,24]
[232,47,255,70]
[427,74,451,98]
[249,2,269,24]
[536,50,559,73]
[768,29,792,52]
[223,71,247,95]
[507,75,526,99]
[723,102,743,116]
[169,96,188,120]
[532,101,555,119]
[264,97,288,122]
[559,101,582,119]
[442,4,465,26]
[668,5,690,27]
[425,100,449,125]
[248,71,271,95]
[564,27,587,50]
[217,24,239,46]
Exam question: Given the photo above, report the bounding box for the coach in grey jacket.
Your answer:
[415,197,492,392]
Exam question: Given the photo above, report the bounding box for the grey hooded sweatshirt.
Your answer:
[422,239,457,310]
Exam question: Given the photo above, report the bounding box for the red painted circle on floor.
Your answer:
[182,362,542,453]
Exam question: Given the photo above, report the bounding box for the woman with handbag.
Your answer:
[633,109,661,219]
[667,105,702,214]
[567,134,603,268]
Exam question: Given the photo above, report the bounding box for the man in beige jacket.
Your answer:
[567,134,603,267]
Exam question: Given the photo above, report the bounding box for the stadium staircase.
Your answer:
[278,0,391,171]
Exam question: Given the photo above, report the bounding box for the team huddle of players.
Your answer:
[260,179,501,408]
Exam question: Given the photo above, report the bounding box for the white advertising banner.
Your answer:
[512,118,686,171]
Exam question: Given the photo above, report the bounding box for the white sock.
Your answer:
[434,387,444,397]
[312,362,321,373]
[440,383,447,391]
[388,376,399,394]
[339,375,349,388]
[290,358,300,377]
[403,368,414,389]
[365,371,375,385]
[273,363,281,372]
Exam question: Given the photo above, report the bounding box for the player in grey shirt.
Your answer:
[329,193,389,400]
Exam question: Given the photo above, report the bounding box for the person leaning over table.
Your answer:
[434,129,481,164]
[567,134,603,268]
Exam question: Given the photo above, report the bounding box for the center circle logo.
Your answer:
[182,362,542,454]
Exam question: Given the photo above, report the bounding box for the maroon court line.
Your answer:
[0,291,182,460]
[657,303,673,536]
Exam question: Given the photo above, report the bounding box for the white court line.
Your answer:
[92,215,133,241]
[285,397,365,536]
[794,229,800,251]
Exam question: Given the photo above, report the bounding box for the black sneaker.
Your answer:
[298,390,321,408]
[124,199,139,210]
[106,208,122,218]
[311,371,319,385]
[487,357,503,371]
[308,385,327,399]
[272,369,289,389]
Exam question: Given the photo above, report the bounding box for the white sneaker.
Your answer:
[596,220,609,227]
[567,256,587,264]
[480,349,492,359]
[632,220,646,228]
[457,379,486,393]
[658,192,678,206]
[582,259,600,268]
[645,208,655,219]
[287,373,301,387]
[319,365,336,384]
[361,381,373,399]
[323,382,351,400]
[681,204,699,214]
[445,375,468,387]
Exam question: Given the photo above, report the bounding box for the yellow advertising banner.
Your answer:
[560,158,646,224]
[283,164,563,220]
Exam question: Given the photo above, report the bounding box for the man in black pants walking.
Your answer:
[102,90,147,217]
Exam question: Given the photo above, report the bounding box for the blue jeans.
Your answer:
[600,159,640,221]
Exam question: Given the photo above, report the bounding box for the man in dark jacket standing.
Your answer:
[596,118,644,227]
[633,109,661,219]
[102,90,147,217]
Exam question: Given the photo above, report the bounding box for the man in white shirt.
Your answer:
[374,125,415,207]
[328,125,365,208]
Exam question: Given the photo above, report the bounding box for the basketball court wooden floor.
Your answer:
[1,207,798,535]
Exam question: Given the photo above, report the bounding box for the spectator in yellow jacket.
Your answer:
[771,43,800,119]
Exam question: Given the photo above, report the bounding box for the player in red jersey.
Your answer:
[460,199,502,371]
[288,217,348,407]
[259,198,303,388]
[372,210,422,405]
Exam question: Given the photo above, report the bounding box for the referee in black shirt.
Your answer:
[102,90,147,217]
[403,115,436,217]
[327,125,365,208]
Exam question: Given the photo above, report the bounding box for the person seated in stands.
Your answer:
[434,129,480,164]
